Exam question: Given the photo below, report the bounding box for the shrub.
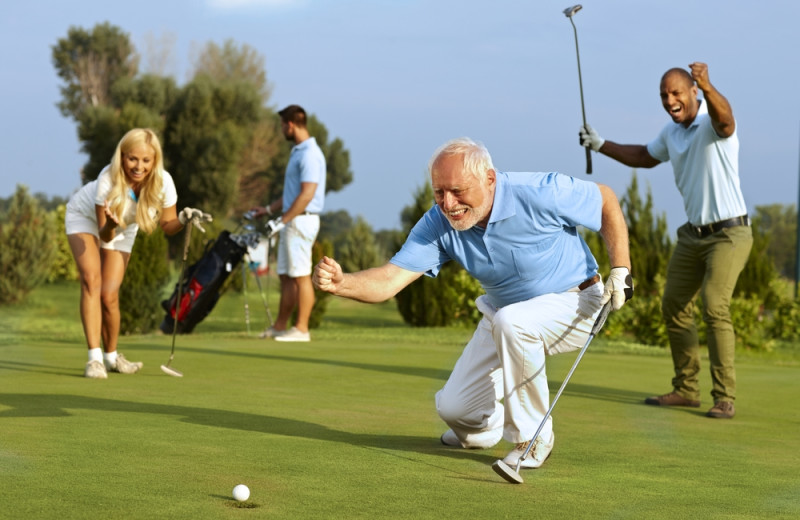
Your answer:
[0,185,58,304]
[396,261,484,327]
[119,230,170,334]
[767,295,800,341]
[600,273,669,346]
[308,238,334,329]
[48,204,79,283]
[728,295,774,351]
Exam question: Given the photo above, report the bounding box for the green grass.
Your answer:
[1,281,799,519]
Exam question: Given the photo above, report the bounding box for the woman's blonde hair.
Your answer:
[105,128,166,234]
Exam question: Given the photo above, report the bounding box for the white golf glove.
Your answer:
[179,207,213,232]
[601,267,634,311]
[579,124,605,152]
[266,217,285,237]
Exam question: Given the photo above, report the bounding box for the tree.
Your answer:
[0,186,58,304]
[163,76,263,218]
[735,212,778,303]
[753,203,797,279]
[234,117,283,214]
[374,229,406,262]
[189,39,272,103]
[79,75,177,182]
[243,113,354,215]
[48,205,79,283]
[584,171,672,296]
[319,209,354,245]
[337,216,382,273]
[140,30,178,76]
[53,24,353,223]
[188,40,283,215]
[51,23,138,121]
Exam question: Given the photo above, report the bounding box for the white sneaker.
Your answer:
[274,327,310,342]
[84,360,108,379]
[108,353,143,374]
[258,327,286,339]
[502,432,554,469]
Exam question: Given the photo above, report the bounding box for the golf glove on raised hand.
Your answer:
[266,217,285,237]
[579,124,605,152]
[601,267,634,311]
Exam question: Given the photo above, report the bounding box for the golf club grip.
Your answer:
[585,147,592,174]
[591,302,612,336]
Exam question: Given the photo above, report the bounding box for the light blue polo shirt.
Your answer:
[282,137,326,213]
[390,171,602,309]
[647,100,746,226]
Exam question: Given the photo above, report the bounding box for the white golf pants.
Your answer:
[435,284,604,448]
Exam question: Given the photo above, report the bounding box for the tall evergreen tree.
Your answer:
[584,171,672,296]
[338,216,382,273]
[753,203,797,278]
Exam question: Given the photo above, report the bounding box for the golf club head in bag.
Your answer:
[492,301,612,484]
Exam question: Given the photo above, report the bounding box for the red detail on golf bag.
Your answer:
[171,279,204,322]
[160,230,248,334]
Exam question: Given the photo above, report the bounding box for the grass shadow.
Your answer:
[0,393,498,466]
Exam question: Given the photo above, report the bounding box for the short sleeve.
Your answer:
[161,171,178,207]
[646,127,670,163]
[94,168,113,206]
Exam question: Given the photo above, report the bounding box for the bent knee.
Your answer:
[436,391,471,424]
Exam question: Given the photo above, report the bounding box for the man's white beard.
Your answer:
[445,199,490,231]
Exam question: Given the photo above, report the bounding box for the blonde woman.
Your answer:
[65,128,211,379]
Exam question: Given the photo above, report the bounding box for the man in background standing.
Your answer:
[253,105,326,342]
[579,62,751,419]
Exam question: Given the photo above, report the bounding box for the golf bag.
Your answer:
[160,230,248,334]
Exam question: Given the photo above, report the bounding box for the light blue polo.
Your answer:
[390,171,602,309]
[283,137,326,213]
[647,100,746,226]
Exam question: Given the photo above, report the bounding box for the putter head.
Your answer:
[160,364,183,377]
[563,4,582,17]
[492,460,524,484]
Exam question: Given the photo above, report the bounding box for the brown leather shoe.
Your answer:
[706,401,735,419]
[644,391,700,407]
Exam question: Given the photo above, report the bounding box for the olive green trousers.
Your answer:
[661,223,753,403]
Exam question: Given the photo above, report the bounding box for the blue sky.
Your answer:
[1,0,798,233]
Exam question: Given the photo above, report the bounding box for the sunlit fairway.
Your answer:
[1,281,798,519]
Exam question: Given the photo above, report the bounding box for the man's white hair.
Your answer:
[428,137,495,181]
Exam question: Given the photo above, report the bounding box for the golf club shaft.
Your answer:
[169,220,193,363]
[242,255,251,335]
[569,16,592,174]
[515,302,611,470]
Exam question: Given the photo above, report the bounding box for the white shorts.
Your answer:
[276,214,320,277]
[64,206,138,253]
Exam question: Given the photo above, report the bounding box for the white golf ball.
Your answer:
[232,484,250,502]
